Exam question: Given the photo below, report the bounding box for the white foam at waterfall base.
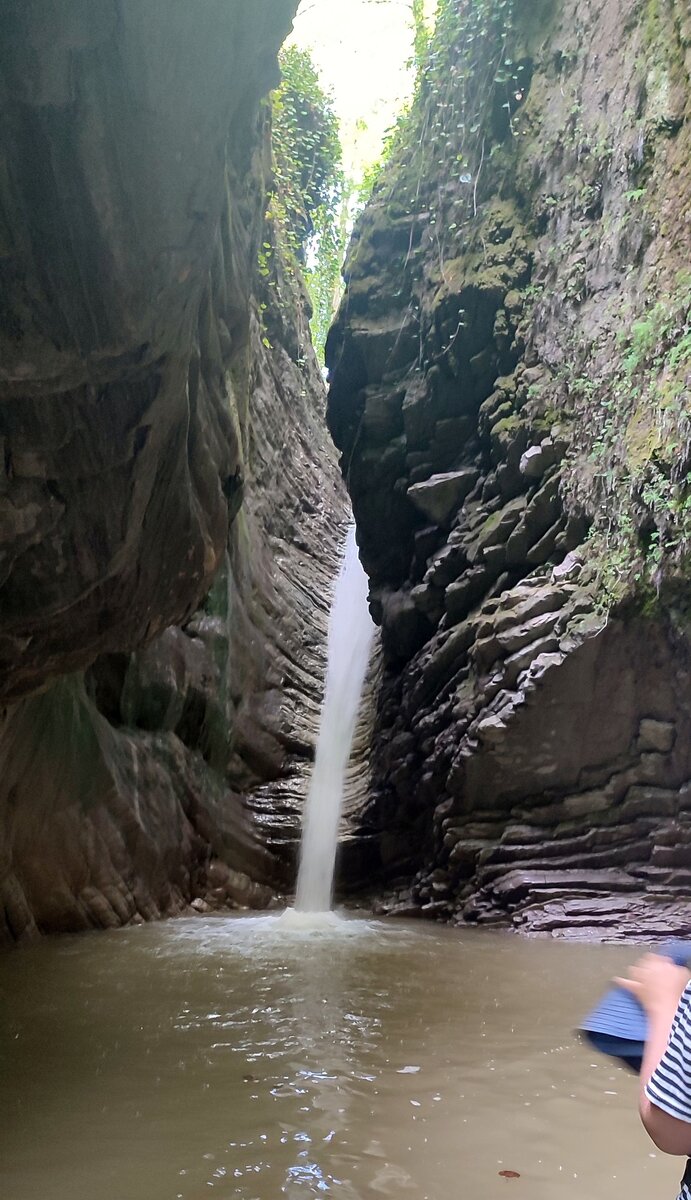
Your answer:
[275,908,349,933]
[293,526,374,914]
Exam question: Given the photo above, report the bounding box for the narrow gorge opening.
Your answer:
[1,1,690,1198]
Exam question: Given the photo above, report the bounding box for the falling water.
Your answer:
[294,525,375,913]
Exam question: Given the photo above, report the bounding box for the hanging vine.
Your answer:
[356,0,525,233]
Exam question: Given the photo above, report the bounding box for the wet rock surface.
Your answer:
[0,1,349,941]
[329,0,691,936]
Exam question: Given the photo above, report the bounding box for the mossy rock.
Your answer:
[625,404,663,471]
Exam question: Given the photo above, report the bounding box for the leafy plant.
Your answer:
[267,45,345,363]
[271,46,342,252]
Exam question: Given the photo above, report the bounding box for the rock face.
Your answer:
[328,0,691,937]
[0,1,349,941]
[0,0,295,698]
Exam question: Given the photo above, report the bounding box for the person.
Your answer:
[616,954,691,1199]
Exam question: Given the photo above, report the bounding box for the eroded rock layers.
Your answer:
[329,0,691,937]
[0,1,348,941]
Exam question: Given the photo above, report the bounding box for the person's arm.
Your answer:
[615,954,691,1155]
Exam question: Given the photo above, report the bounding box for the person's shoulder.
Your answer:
[680,981,691,1010]
[672,983,691,1041]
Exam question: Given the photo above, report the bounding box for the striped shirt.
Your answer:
[645,982,691,1200]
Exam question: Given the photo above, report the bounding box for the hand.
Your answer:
[614,953,690,1018]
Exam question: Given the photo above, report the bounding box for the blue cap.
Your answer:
[579,942,691,1072]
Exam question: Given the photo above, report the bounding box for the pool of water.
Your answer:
[0,913,681,1199]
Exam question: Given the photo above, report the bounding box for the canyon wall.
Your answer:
[329,0,691,937]
[0,1,348,941]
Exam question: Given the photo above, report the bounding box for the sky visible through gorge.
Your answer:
[291,0,432,179]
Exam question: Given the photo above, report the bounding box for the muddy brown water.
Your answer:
[0,914,682,1199]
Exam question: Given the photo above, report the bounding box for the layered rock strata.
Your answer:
[0,1,348,941]
[329,0,691,936]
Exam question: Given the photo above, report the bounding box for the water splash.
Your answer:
[294,526,374,913]
[277,908,346,933]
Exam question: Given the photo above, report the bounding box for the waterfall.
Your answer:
[294,526,375,913]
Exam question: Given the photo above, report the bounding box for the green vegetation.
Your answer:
[407,0,517,160]
[355,0,521,215]
[411,0,433,72]
[267,45,344,363]
[271,45,341,252]
[566,273,691,606]
[267,8,442,362]
[353,0,527,290]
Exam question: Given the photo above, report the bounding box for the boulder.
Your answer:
[637,719,676,754]
[519,437,564,479]
[408,468,480,524]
